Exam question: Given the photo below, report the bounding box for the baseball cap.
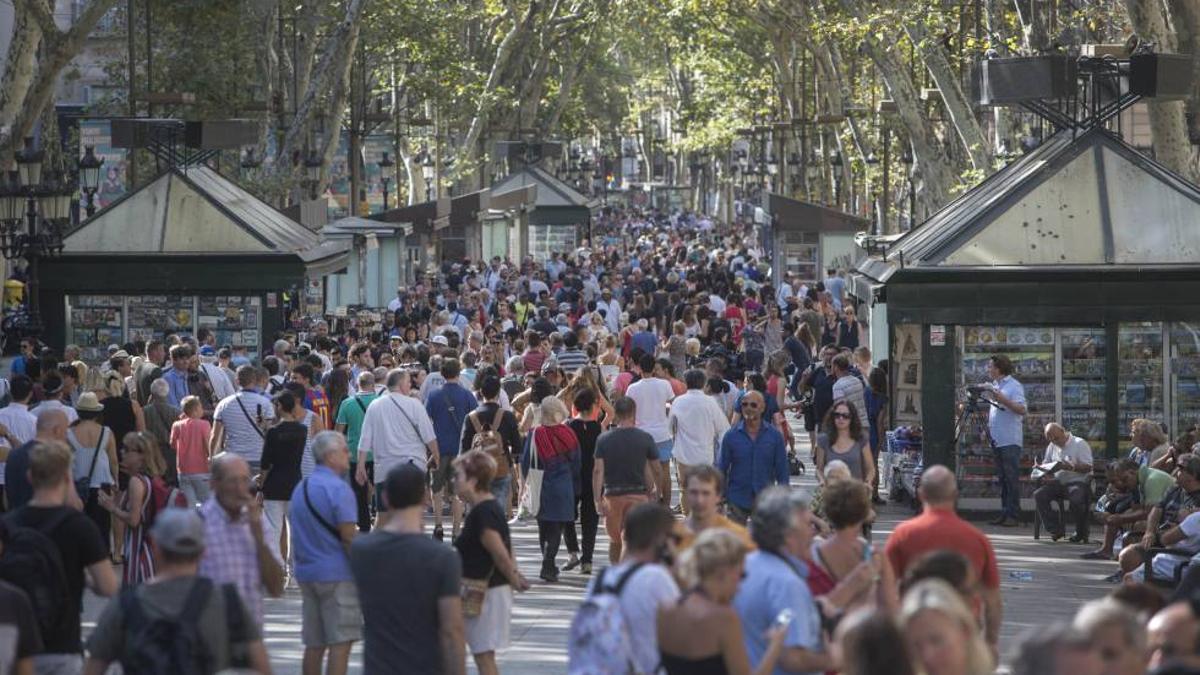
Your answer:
[431,335,449,346]
[150,508,206,556]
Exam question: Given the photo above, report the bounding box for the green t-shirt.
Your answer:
[1140,465,1176,505]
[336,392,380,460]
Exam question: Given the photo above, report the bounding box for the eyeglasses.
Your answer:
[742,401,762,409]
[832,412,852,420]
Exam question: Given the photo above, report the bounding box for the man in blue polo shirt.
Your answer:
[718,390,790,525]
[289,431,360,675]
[984,354,1027,527]
[733,487,834,674]
[425,357,478,541]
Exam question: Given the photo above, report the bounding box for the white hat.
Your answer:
[431,335,449,346]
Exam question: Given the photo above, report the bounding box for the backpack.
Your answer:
[148,476,189,525]
[567,562,646,675]
[469,407,509,478]
[0,510,73,639]
[119,577,241,675]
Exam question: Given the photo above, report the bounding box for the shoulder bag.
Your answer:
[519,430,543,518]
[75,429,105,498]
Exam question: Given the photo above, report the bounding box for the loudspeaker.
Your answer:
[183,120,260,150]
[1130,53,1194,100]
[976,56,1078,105]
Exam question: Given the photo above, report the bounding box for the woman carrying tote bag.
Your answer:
[520,397,581,582]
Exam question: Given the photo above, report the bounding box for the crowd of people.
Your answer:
[0,208,1193,675]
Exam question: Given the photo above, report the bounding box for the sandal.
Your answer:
[1080,550,1111,560]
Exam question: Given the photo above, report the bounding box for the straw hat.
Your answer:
[75,391,105,413]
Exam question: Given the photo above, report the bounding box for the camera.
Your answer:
[964,384,991,412]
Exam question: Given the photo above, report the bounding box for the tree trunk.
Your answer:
[840,0,957,214]
[460,3,539,161]
[1126,0,1198,181]
[0,0,122,160]
[272,0,368,185]
[0,0,43,141]
[252,0,279,160]
[904,22,993,171]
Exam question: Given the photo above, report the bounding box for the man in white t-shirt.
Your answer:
[669,370,730,515]
[1130,511,1200,583]
[583,503,679,674]
[625,354,676,509]
[1033,422,1094,543]
[830,354,869,430]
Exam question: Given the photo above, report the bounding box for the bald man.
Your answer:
[885,465,1003,653]
[4,408,70,510]
[1148,602,1200,671]
[1034,423,1094,543]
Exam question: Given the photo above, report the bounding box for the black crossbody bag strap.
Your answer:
[235,395,266,439]
[303,478,342,542]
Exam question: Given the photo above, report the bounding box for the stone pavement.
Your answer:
[81,428,1120,673]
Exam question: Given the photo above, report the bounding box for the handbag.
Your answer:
[461,571,492,618]
[76,429,104,498]
[519,429,544,518]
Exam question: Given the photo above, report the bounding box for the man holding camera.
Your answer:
[983,354,1027,527]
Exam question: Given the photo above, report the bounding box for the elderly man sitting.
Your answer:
[1033,423,1094,543]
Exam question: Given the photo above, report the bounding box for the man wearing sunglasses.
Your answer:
[717,391,790,526]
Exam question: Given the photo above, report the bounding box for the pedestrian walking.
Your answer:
[520,397,581,582]
[593,396,658,563]
[288,431,360,675]
[452,450,529,675]
[350,464,465,675]
[356,369,438,526]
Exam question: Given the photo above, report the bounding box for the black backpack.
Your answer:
[0,510,72,639]
[119,577,246,675]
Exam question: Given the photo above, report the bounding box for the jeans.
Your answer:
[32,654,83,675]
[1035,481,1090,538]
[263,499,292,573]
[179,473,211,507]
[994,444,1023,519]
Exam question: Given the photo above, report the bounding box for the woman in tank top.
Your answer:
[814,400,876,488]
[658,529,786,675]
[67,392,119,549]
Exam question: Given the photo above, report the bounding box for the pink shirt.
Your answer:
[170,417,213,475]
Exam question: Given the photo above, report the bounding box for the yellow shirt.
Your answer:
[675,515,756,552]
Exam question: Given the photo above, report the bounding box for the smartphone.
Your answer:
[773,608,794,630]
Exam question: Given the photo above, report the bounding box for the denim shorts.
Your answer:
[656,439,674,462]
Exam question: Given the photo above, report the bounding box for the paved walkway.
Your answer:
[82,427,1118,673]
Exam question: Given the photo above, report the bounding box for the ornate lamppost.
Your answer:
[78,145,104,217]
[378,151,395,211]
[0,138,71,337]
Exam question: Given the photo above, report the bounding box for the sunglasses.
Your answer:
[742,401,762,409]
[832,411,852,420]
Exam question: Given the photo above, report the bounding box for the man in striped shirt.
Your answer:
[211,367,275,471]
[556,331,590,375]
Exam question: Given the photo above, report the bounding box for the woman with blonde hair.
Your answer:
[520,396,580,582]
[658,529,786,674]
[900,579,995,675]
[98,431,165,585]
[558,367,615,427]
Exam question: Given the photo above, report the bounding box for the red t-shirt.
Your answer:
[884,507,1000,590]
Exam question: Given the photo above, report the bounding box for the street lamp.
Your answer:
[378,151,395,211]
[0,138,71,337]
[421,152,435,202]
[303,150,323,201]
[78,146,104,218]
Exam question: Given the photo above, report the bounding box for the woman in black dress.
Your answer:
[259,390,308,583]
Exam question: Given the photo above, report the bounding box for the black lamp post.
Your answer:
[378,151,395,211]
[901,145,915,227]
[78,145,104,218]
[0,138,70,338]
[421,151,435,202]
[303,150,323,201]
